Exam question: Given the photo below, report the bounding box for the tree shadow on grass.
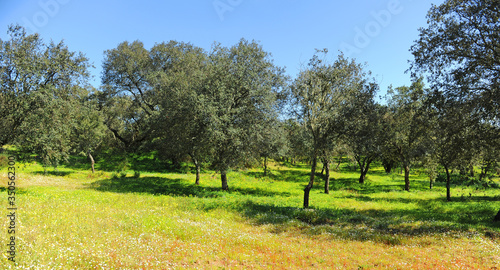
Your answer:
[244,169,311,183]
[325,177,404,194]
[235,200,500,245]
[89,176,292,198]
[65,155,92,171]
[32,171,73,177]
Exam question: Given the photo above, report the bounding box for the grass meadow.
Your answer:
[1,157,500,269]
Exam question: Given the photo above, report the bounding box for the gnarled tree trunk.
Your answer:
[221,169,229,191]
[88,152,95,174]
[404,163,410,191]
[303,155,317,208]
[189,153,201,185]
[356,157,373,184]
[263,156,268,177]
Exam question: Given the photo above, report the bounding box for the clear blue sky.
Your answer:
[1,0,441,99]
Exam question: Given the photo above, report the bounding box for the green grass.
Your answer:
[1,159,500,269]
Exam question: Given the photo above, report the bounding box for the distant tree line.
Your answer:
[0,0,498,217]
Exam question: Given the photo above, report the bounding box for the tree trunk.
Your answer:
[303,155,317,208]
[263,156,268,177]
[335,156,342,171]
[195,163,201,185]
[221,170,229,191]
[383,159,393,174]
[189,153,201,185]
[194,159,200,185]
[359,171,367,184]
[446,168,452,201]
[469,164,474,177]
[430,178,434,190]
[404,163,410,191]
[324,159,330,194]
[88,152,95,174]
[357,157,372,184]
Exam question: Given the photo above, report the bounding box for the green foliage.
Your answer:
[101,40,158,151]
[200,39,287,188]
[410,0,500,121]
[290,50,376,206]
[384,78,431,191]
[0,25,92,169]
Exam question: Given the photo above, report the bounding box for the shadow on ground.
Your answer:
[244,169,311,183]
[235,200,500,245]
[89,176,292,198]
[87,167,500,245]
[32,170,73,177]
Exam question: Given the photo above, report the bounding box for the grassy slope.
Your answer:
[1,160,499,269]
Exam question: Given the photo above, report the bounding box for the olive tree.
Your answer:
[385,78,430,191]
[202,39,287,190]
[151,41,212,184]
[101,41,157,151]
[410,0,500,216]
[0,25,91,169]
[290,50,373,208]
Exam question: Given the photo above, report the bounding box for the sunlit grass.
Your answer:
[1,159,499,269]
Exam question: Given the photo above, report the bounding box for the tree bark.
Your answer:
[357,157,373,184]
[359,171,367,184]
[263,156,268,177]
[335,156,342,171]
[404,163,410,191]
[357,158,365,184]
[303,155,317,208]
[88,152,95,174]
[445,165,451,201]
[324,159,330,194]
[469,164,474,177]
[189,154,201,185]
[221,170,229,191]
[382,159,393,174]
[195,163,201,185]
